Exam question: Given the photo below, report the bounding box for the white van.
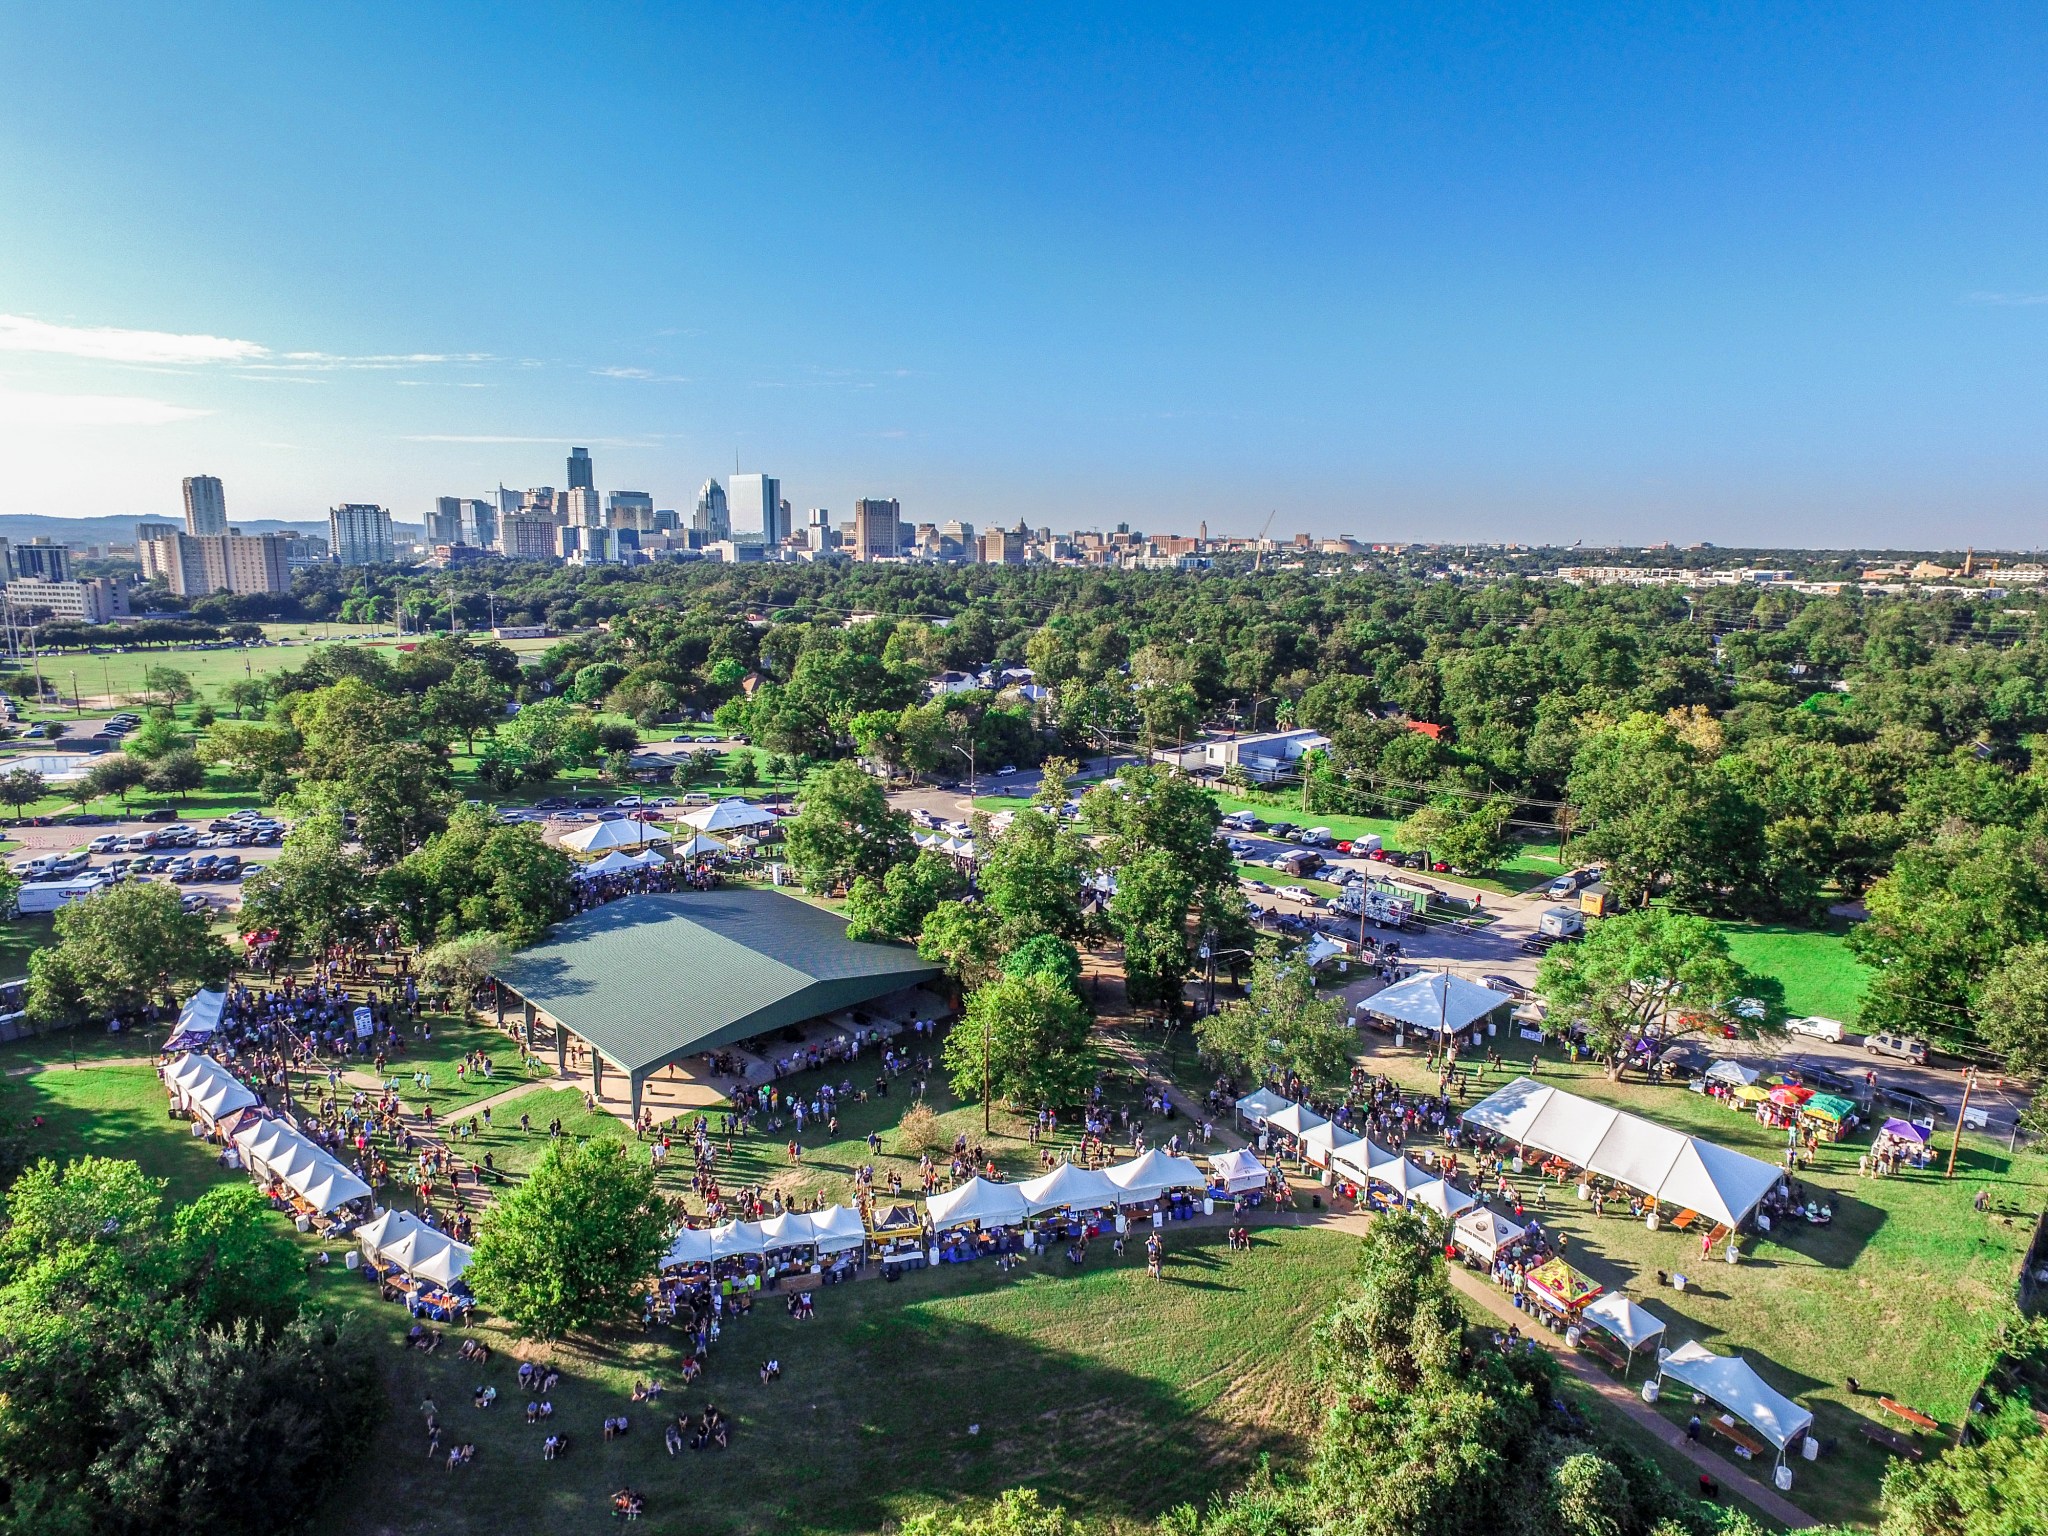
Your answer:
[1785,1016,1847,1043]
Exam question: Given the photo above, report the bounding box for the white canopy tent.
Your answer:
[682,798,777,833]
[757,1211,818,1248]
[1018,1161,1121,1215]
[1209,1147,1270,1195]
[1361,972,1513,1036]
[561,818,673,853]
[1265,1102,1328,1138]
[1656,1341,1813,1463]
[231,1118,370,1214]
[926,1176,1030,1231]
[1371,1157,1437,1199]
[357,1207,425,1262]
[662,1227,716,1267]
[380,1224,472,1286]
[1330,1139,1398,1186]
[1451,1207,1525,1263]
[165,1052,257,1128]
[708,1220,768,1260]
[575,847,669,878]
[176,989,228,1036]
[809,1204,869,1254]
[1104,1149,1207,1203]
[1705,1060,1761,1088]
[1462,1078,1783,1229]
[1233,1088,1292,1124]
[673,833,728,859]
[1300,934,1346,968]
[1297,1119,1360,1167]
[1581,1293,1667,1355]
[1409,1178,1478,1220]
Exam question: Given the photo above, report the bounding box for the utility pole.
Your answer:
[1946,1066,1977,1179]
[69,671,78,716]
[982,1009,993,1135]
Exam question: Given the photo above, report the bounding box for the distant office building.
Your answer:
[427,497,465,545]
[693,480,731,541]
[522,487,557,519]
[941,520,975,560]
[135,522,181,581]
[557,525,631,564]
[3,576,128,625]
[11,541,73,582]
[652,508,681,533]
[852,498,901,562]
[183,474,228,536]
[461,498,496,549]
[280,531,328,568]
[914,523,942,558]
[607,490,655,530]
[705,540,766,564]
[329,504,395,565]
[980,523,1026,565]
[499,510,559,560]
[140,529,292,596]
[498,485,523,518]
[560,487,603,529]
[567,446,594,491]
[728,473,785,546]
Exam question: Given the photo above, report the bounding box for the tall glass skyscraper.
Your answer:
[567,446,594,491]
[728,472,785,545]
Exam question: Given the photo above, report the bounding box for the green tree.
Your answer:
[1535,908,1760,1076]
[144,747,206,802]
[1979,942,2048,1114]
[220,677,270,718]
[1874,1401,2048,1536]
[844,850,965,943]
[199,720,300,781]
[123,712,186,762]
[169,1182,305,1334]
[978,807,1087,944]
[916,901,1006,992]
[238,815,376,960]
[729,748,761,788]
[82,754,150,810]
[379,807,571,949]
[1195,946,1356,1086]
[1002,932,1084,999]
[422,659,509,754]
[0,766,46,816]
[141,665,196,708]
[319,740,458,862]
[1111,849,1199,1018]
[1399,793,1517,874]
[1568,711,1762,908]
[27,883,231,1023]
[782,760,909,893]
[1085,766,1236,1019]
[415,932,509,1000]
[465,1138,669,1338]
[943,971,1098,1128]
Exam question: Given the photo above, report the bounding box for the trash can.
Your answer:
[1202,1197,1214,1216]
[1774,1465,1793,1492]
[1641,1380,1660,1404]
[1801,1436,1819,1462]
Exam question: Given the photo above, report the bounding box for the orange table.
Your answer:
[1878,1397,1938,1432]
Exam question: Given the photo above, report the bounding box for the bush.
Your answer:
[895,1100,945,1156]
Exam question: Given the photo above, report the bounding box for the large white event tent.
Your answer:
[1370,1157,1438,1200]
[574,847,670,879]
[177,989,228,1036]
[1462,1077,1783,1229]
[1209,1148,1270,1194]
[1265,1102,1327,1138]
[1233,1088,1291,1124]
[1705,1060,1761,1089]
[1452,1207,1525,1263]
[926,1176,1031,1231]
[1410,1178,1478,1220]
[1019,1161,1121,1215]
[673,833,728,859]
[358,1207,426,1263]
[1361,972,1514,1037]
[1581,1293,1666,1366]
[1105,1149,1207,1203]
[1297,1119,1360,1168]
[682,799,777,834]
[663,1227,715,1267]
[1655,1341,1813,1464]
[807,1204,870,1254]
[1330,1139,1397,1186]
[562,818,673,854]
[232,1118,371,1214]
[380,1224,473,1286]
[165,1053,257,1128]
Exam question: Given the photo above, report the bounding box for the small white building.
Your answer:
[1156,728,1330,783]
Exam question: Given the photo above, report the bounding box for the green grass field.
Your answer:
[1714,922,1873,1024]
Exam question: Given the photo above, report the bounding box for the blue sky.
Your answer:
[1,4,2044,546]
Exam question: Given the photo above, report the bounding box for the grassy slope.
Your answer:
[1715,922,1874,1024]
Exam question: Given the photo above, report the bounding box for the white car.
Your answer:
[1785,1016,1848,1043]
[994,765,1018,776]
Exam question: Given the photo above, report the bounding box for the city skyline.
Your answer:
[2,7,2045,546]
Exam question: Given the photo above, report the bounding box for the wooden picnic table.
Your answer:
[1705,1412,1769,1459]
[1669,1209,1701,1231]
[1859,1419,1925,1459]
[1577,1329,1628,1371]
[1878,1397,1939,1432]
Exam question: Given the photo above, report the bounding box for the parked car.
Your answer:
[88,834,120,854]
[1481,974,1533,999]
[1544,874,1582,899]
[614,796,643,808]
[994,765,1018,776]
[1866,1032,1930,1064]
[1785,1015,1848,1043]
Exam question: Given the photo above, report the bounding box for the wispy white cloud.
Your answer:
[0,389,209,426]
[593,365,690,382]
[0,314,265,365]
[1964,291,2048,306]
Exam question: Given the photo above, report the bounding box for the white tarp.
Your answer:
[1656,1340,1813,1454]
[682,799,776,833]
[165,1053,257,1127]
[1462,1078,1782,1228]
[809,1204,869,1254]
[926,1176,1030,1230]
[1297,1119,1360,1167]
[1582,1292,1666,1352]
[561,818,673,853]
[757,1211,817,1248]
[176,989,228,1036]
[1234,1088,1292,1123]
[1209,1147,1269,1194]
[1104,1149,1207,1203]
[1266,1102,1328,1138]
[662,1227,715,1267]
[1410,1178,1478,1220]
[1363,972,1512,1035]
[1452,1207,1525,1262]
[1019,1161,1121,1215]
[1372,1157,1437,1197]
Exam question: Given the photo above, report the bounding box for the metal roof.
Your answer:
[494,888,938,1079]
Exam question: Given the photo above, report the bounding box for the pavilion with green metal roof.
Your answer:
[490,888,940,1121]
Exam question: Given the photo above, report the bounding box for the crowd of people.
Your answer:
[565,856,723,915]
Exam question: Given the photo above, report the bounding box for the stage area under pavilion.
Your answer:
[490,888,942,1122]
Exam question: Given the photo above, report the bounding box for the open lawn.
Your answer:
[1366,1039,2043,1527]
[1714,922,1873,1025]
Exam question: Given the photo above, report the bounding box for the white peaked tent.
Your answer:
[757,1211,817,1248]
[1266,1102,1328,1138]
[357,1207,426,1262]
[1330,1139,1397,1186]
[1209,1147,1269,1194]
[926,1176,1030,1231]
[166,1053,257,1128]
[1372,1157,1437,1199]
[381,1224,472,1286]
[1705,1060,1761,1088]
[1301,934,1346,968]
[409,1233,474,1288]
[1462,1078,1782,1228]
[176,989,228,1036]
[231,1118,370,1214]
[1019,1161,1120,1215]
[1581,1293,1666,1354]
[1297,1119,1361,1167]
[1656,1341,1812,1462]
[682,798,777,833]
[708,1220,768,1259]
[575,848,659,878]
[662,1227,716,1267]
[1234,1088,1292,1123]
[1105,1149,1207,1203]
[1363,972,1513,1036]
[674,833,728,859]
[809,1204,869,1254]
[1410,1178,1478,1220]
[1452,1207,1525,1262]
[562,818,673,853]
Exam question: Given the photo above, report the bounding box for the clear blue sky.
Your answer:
[1,4,2044,546]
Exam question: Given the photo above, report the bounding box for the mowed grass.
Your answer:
[308,1224,1357,1536]
[1369,1040,2044,1527]
[1714,922,1873,1025]
[0,1057,239,1207]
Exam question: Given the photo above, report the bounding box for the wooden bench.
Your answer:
[1669,1209,1701,1231]
[1705,1413,1768,1459]
[1859,1420,1924,1459]
[1706,1223,1732,1246]
[1577,1329,1628,1371]
[1878,1397,1939,1432]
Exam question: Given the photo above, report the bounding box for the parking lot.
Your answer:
[8,810,284,917]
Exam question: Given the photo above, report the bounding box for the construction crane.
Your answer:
[1252,509,1278,571]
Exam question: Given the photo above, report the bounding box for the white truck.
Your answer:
[15,874,112,915]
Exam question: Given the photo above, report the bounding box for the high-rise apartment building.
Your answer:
[728,473,785,546]
[4,577,128,624]
[137,529,291,595]
[693,480,730,541]
[182,475,228,536]
[560,487,603,529]
[567,446,594,491]
[427,497,465,545]
[499,511,559,560]
[607,491,655,530]
[461,498,497,549]
[328,504,395,565]
[11,541,73,582]
[852,498,901,562]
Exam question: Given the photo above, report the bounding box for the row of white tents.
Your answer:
[232,1114,372,1216]
[924,1149,1212,1231]
[165,1050,258,1129]
[358,1207,474,1287]
[1236,1086,1480,1220]
[661,1204,870,1267]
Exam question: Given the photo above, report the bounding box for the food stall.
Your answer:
[1523,1256,1602,1329]
[1800,1093,1858,1142]
[1451,1207,1525,1266]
